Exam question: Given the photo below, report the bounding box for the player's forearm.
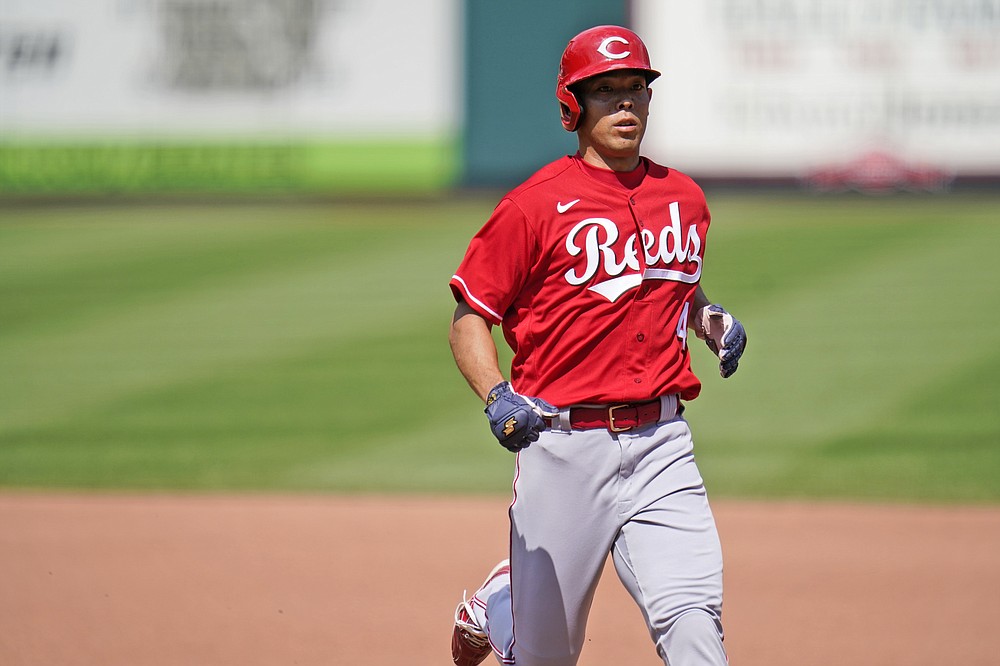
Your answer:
[689,286,711,326]
[450,302,506,403]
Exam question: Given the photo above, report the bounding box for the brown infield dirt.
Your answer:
[1,493,998,666]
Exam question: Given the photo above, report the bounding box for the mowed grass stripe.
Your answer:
[0,205,475,338]
[0,314,485,489]
[1,196,998,500]
[699,194,996,310]
[0,204,483,435]
[699,210,996,441]
[689,207,1000,500]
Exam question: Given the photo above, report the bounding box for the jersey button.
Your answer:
[636,333,645,342]
[634,378,642,384]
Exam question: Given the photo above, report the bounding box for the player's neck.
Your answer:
[577,146,642,173]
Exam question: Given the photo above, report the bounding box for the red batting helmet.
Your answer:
[556,25,661,131]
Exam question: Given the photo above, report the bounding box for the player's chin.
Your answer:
[611,125,645,145]
[607,133,644,154]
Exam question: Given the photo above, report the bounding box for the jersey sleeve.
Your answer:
[450,198,539,325]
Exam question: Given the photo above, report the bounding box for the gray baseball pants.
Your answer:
[474,401,727,666]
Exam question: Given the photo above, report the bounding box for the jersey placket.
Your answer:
[621,193,653,396]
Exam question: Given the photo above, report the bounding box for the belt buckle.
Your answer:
[608,404,632,433]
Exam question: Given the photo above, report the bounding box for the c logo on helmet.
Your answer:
[597,36,630,60]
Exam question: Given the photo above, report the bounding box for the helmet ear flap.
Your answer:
[558,86,582,131]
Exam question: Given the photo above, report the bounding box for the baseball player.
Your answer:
[447,25,747,666]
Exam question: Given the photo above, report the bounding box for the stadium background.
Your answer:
[2,1,999,665]
[5,0,999,194]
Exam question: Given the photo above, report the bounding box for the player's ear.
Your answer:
[647,86,653,102]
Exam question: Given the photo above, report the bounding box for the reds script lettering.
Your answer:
[564,201,703,301]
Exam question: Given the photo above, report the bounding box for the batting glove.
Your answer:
[694,304,747,378]
[484,381,558,453]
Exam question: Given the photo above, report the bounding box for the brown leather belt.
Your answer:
[558,399,664,433]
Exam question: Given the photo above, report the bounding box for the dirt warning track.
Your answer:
[1,494,996,665]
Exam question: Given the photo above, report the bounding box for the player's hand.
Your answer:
[694,304,747,378]
[484,381,558,452]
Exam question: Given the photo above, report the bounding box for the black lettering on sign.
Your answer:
[0,28,68,77]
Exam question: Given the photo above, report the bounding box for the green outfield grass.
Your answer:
[1,193,998,502]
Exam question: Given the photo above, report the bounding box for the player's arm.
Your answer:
[450,298,557,452]
[692,285,712,314]
[689,285,748,378]
[449,299,506,403]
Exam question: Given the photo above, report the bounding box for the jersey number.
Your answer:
[677,302,690,350]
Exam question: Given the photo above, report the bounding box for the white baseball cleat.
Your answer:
[451,559,510,666]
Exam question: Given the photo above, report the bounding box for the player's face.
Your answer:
[576,70,651,170]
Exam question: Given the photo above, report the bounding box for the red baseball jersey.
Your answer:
[450,154,711,406]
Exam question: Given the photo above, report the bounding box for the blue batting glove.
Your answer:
[484,382,558,452]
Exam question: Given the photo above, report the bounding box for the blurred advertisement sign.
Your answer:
[635,1,1000,185]
[0,0,460,193]
[155,0,322,91]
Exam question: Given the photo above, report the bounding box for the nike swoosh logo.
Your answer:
[556,199,581,214]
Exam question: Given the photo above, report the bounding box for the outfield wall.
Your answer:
[0,0,461,194]
[3,1,998,195]
[634,1,1000,189]
[461,0,627,187]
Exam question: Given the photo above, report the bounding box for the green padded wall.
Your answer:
[462,1,629,187]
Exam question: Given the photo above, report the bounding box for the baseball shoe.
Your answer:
[451,559,510,666]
